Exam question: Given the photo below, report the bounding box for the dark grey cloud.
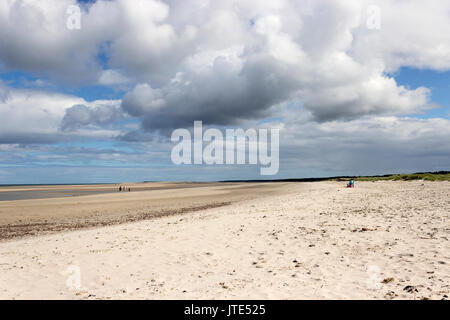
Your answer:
[276,113,450,176]
[61,103,126,131]
[0,133,61,144]
[117,129,164,143]
[121,54,304,131]
[2,113,449,182]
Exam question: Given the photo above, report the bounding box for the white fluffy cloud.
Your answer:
[0,84,81,143]
[0,0,450,178]
[0,0,103,84]
[1,0,449,128]
[114,0,447,126]
[351,1,450,72]
[0,83,123,143]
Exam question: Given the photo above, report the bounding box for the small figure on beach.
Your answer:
[346,179,355,188]
[128,187,131,192]
[119,186,122,192]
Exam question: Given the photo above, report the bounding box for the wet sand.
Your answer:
[0,182,228,201]
[0,181,449,299]
[0,182,288,240]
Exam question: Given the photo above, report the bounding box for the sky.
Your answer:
[0,0,450,184]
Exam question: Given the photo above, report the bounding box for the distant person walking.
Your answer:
[119,186,122,192]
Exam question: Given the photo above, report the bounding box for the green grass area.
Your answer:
[355,172,450,182]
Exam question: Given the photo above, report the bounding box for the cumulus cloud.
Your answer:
[1,0,450,180]
[303,76,433,121]
[0,84,123,143]
[0,0,103,84]
[97,70,130,85]
[61,101,126,131]
[113,0,444,128]
[351,1,450,72]
[0,86,82,143]
[1,0,449,130]
[121,84,166,117]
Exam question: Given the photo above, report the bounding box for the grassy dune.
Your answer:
[355,172,450,182]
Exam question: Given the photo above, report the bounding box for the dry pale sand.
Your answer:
[0,180,449,300]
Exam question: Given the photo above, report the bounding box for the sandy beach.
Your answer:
[0,182,284,240]
[0,180,449,299]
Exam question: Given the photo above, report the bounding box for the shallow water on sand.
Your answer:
[0,189,114,201]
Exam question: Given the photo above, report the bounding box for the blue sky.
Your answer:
[1,0,450,184]
[394,67,450,119]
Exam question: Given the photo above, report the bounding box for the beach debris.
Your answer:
[403,285,419,293]
[252,261,263,268]
[352,227,375,232]
[219,282,229,289]
[382,277,394,284]
[398,253,414,258]
[384,291,398,299]
[269,229,282,240]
